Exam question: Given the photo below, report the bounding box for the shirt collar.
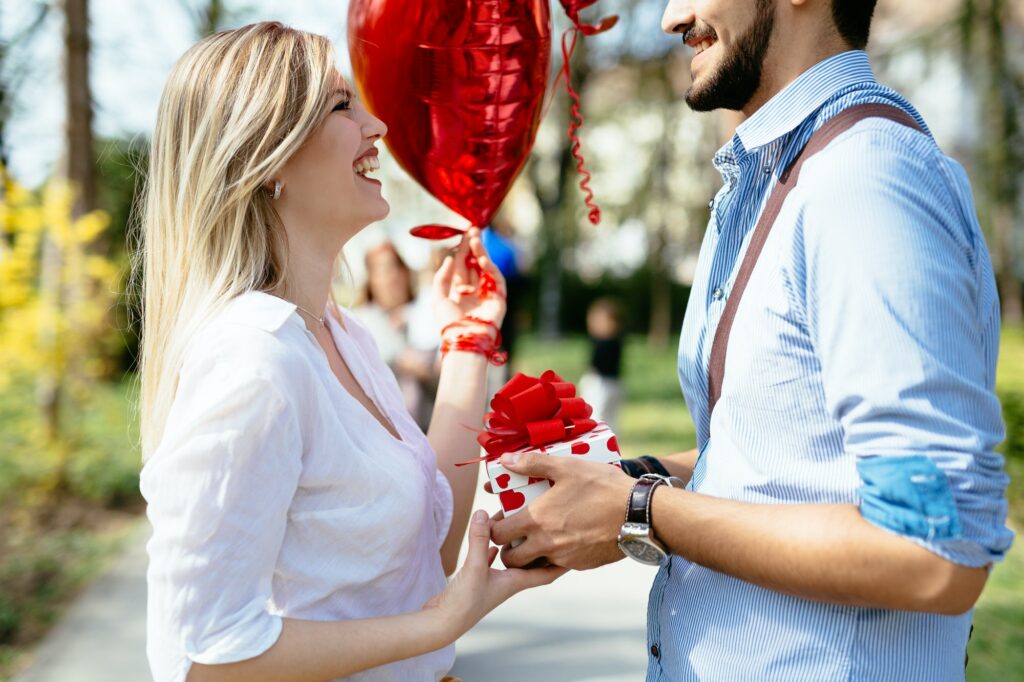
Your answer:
[735,50,875,152]
[221,290,299,333]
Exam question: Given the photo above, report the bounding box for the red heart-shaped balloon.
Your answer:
[495,473,512,489]
[500,489,527,512]
[349,0,552,231]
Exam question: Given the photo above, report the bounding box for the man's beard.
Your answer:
[684,1,775,112]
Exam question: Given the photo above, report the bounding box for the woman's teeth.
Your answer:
[354,156,380,176]
[695,39,715,55]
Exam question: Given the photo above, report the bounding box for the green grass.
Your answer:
[515,328,1024,680]
[997,326,1024,389]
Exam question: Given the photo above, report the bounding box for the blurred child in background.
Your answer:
[579,297,624,431]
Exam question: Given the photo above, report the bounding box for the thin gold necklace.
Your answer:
[294,303,326,327]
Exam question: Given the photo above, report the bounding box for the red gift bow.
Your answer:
[458,370,597,465]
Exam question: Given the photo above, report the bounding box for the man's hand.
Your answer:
[489,452,636,570]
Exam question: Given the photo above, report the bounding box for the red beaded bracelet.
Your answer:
[440,317,508,366]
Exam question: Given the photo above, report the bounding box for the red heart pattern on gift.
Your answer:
[571,442,591,455]
[608,436,619,452]
[500,489,527,512]
[495,473,511,489]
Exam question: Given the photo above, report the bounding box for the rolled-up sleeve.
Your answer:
[141,344,303,667]
[800,126,1014,567]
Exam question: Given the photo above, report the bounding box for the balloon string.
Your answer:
[561,28,601,225]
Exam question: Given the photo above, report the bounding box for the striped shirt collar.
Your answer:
[734,50,875,152]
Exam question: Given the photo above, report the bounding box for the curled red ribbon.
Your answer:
[556,0,618,226]
[458,370,597,466]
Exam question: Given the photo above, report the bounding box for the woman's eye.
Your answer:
[332,99,351,112]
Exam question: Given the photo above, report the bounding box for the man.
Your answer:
[490,1,1014,679]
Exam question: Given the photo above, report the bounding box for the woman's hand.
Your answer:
[432,227,507,332]
[422,510,568,642]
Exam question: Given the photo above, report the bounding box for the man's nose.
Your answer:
[661,0,695,35]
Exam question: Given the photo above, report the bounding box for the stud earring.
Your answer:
[272,180,282,200]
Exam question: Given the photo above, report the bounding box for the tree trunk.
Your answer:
[63,0,96,218]
[37,0,95,446]
[969,0,1023,324]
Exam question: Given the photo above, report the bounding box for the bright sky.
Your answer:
[5,0,351,187]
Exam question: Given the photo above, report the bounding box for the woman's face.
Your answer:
[276,71,389,245]
[367,247,411,311]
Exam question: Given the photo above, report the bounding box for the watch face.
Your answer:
[621,538,667,566]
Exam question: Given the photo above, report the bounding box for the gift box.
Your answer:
[458,370,622,517]
[487,421,622,515]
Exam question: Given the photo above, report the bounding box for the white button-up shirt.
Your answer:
[141,291,455,682]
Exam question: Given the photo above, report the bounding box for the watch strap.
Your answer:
[626,475,666,525]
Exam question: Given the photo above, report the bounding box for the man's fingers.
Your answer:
[499,536,545,569]
[490,508,532,547]
[499,452,560,479]
[487,545,499,567]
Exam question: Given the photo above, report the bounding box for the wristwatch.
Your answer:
[617,474,684,566]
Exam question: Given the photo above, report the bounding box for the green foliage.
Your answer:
[0,376,141,507]
[996,326,1024,526]
[519,265,692,336]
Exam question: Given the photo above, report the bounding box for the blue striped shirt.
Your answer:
[648,51,1014,681]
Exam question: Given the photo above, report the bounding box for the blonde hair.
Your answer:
[131,22,338,459]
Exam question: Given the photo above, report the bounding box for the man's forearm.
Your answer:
[658,449,698,484]
[649,488,988,615]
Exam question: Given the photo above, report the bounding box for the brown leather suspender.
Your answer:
[706,103,925,418]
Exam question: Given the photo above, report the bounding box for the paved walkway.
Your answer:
[15,471,654,682]
[13,519,151,682]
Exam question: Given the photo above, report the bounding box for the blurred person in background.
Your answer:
[353,241,440,430]
[578,297,624,432]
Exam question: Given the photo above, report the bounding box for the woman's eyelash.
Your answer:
[332,99,351,112]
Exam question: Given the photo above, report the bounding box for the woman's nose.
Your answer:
[365,112,387,141]
[661,0,695,35]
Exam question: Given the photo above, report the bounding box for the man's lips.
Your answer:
[683,26,718,55]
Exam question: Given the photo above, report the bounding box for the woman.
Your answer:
[352,242,441,430]
[134,22,564,682]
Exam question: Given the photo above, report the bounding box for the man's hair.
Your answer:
[830,1,878,49]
